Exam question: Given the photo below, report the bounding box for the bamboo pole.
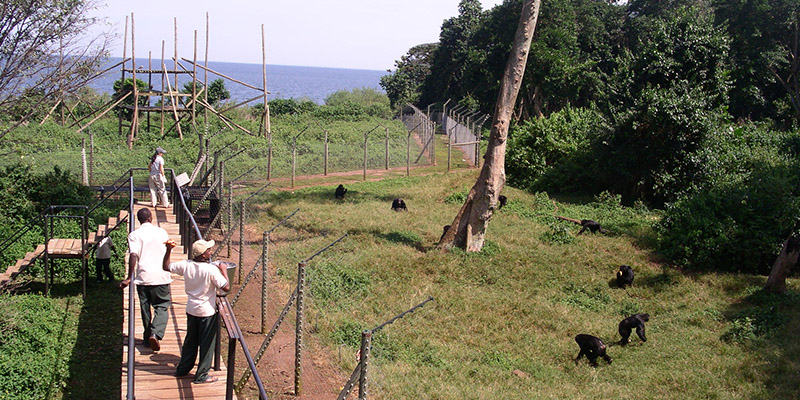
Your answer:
[119,16,128,138]
[129,13,138,150]
[77,92,131,133]
[262,24,271,138]
[385,126,389,170]
[161,41,165,137]
[89,129,94,185]
[147,51,152,131]
[161,47,184,140]
[323,129,328,176]
[192,30,197,128]
[181,59,265,92]
[174,18,178,95]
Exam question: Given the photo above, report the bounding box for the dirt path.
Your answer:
[214,227,349,400]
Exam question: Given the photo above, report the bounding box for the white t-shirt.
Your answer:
[96,236,113,259]
[150,155,164,175]
[127,222,172,286]
[168,260,228,317]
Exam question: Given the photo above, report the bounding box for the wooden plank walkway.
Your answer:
[122,204,233,399]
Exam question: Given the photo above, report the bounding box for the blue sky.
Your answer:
[88,0,506,71]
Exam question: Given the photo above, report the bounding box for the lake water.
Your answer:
[89,58,387,104]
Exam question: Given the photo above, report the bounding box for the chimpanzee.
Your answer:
[391,198,408,211]
[335,184,347,199]
[616,265,634,288]
[439,225,451,243]
[574,334,612,366]
[498,195,508,210]
[577,220,607,235]
[618,313,649,346]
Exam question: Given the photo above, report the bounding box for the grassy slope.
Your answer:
[248,170,800,400]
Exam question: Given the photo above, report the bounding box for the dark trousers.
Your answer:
[95,258,113,281]
[136,284,171,341]
[176,313,219,382]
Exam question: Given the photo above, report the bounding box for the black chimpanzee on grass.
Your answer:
[618,313,649,346]
[574,334,612,366]
[391,198,407,211]
[335,184,347,200]
[439,225,451,243]
[578,220,607,235]
[498,195,507,210]
[616,265,634,288]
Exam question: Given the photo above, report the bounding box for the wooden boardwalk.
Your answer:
[122,204,234,399]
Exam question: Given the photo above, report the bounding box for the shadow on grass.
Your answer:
[720,288,800,399]
[376,231,427,252]
[60,281,123,400]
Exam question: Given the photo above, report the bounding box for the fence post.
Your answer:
[81,138,88,185]
[447,132,451,172]
[358,330,372,400]
[291,137,297,189]
[267,130,272,180]
[363,132,368,181]
[431,121,436,165]
[238,200,245,285]
[295,261,307,396]
[227,182,233,257]
[89,129,94,185]
[324,129,328,176]
[406,131,411,177]
[261,232,269,334]
[384,126,389,170]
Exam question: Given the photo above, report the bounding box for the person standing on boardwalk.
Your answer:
[94,235,116,282]
[149,147,170,208]
[119,207,172,351]
[162,238,229,384]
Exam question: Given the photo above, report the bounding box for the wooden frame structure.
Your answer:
[76,13,272,151]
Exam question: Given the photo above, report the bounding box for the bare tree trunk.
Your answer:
[440,0,541,252]
[765,234,800,294]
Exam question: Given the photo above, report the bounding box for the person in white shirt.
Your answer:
[120,207,172,351]
[94,235,116,282]
[163,238,229,384]
[148,147,170,208]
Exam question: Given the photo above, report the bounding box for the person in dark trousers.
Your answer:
[163,238,229,384]
[120,208,172,351]
[94,235,116,282]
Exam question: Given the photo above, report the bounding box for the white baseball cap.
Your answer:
[191,239,215,258]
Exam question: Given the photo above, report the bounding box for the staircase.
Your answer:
[0,209,129,290]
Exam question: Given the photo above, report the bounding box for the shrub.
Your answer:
[506,105,604,191]
[657,157,800,273]
[0,295,76,399]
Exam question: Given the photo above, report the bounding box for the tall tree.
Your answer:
[0,0,110,138]
[380,43,437,109]
[439,0,542,252]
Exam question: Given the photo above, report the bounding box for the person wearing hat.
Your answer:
[148,147,170,208]
[162,238,229,384]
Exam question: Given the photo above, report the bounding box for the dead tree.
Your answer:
[764,234,800,294]
[439,0,542,252]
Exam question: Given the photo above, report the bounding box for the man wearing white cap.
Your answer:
[162,238,229,384]
[148,147,170,208]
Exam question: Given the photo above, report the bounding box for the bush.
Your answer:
[506,105,607,192]
[0,295,76,399]
[657,155,800,273]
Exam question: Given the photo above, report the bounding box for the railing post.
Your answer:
[226,337,236,400]
[358,330,372,400]
[238,200,245,284]
[43,214,49,296]
[261,232,269,334]
[295,261,307,396]
[127,176,135,400]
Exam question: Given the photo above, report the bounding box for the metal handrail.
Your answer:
[0,207,49,255]
[126,176,135,400]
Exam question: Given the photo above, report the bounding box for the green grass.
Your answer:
[243,169,800,400]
